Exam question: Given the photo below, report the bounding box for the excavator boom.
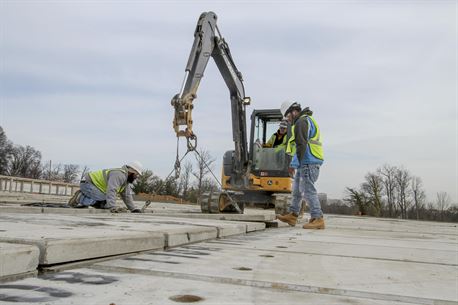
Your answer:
[171,11,251,186]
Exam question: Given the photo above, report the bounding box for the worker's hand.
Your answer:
[288,167,295,177]
[131,208,143,213]
[110,207,128,213]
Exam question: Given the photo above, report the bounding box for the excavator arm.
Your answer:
[171,11,251,184]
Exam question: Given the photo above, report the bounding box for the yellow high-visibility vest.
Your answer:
[89,168,127,194]
[266,132,288,151]
[286,115,323,160]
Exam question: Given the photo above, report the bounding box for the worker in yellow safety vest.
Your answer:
[68,161,144,213]
[276,100,325,229]
[263,119,289,151]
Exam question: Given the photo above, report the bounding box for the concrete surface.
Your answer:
[0,196,456,304]
[0,212,455,304]
[0,268,421,305]
[0,243,39,280]
[0,212,265,265]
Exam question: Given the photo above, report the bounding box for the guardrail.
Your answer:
[0,175,79,196]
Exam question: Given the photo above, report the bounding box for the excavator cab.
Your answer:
[249,109,291,175]
[217,109,292,213]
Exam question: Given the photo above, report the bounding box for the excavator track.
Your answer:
[200,191,245,214]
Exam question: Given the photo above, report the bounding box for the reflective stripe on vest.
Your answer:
[307,116,324,160]
[89,168,127,194]
[286,115,324,160]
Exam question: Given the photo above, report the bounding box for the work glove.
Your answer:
[131,208,143,213]
[109,207,128,213]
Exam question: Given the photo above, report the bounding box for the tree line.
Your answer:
[132,149,220,203]
[338,164,457,222]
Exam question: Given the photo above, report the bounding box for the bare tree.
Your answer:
[43,161,62,181]
[80,166,90,181]
[378,164,397,217]
[8,145,42,179]
[62,164,79,183]
[192,149,215,202]
[179,161,193,200]
[436,192,451,221]
[0,126,14,175]
[411,176,426,220]
[394,167,411,219]
[362,172,384,217]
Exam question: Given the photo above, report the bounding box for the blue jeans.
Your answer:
[289,164,322,218]
[79,182,106,207]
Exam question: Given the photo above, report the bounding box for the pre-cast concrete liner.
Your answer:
[0,243,40,279]
[0,213,265,266]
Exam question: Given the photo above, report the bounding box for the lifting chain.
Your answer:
[142,135,197,212]
[142,133,241,214]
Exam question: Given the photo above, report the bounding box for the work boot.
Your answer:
[277,213,298,226]
[68,190,81,207]
[302,217,325,229]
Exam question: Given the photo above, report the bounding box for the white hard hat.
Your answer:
[126,161,143,175]
[280,99,300,117]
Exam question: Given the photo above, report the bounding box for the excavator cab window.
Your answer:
[249,109,291,176]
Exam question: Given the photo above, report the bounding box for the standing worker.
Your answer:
[68,161,144,213]
[276,101,325,229]
[264,119,289,150]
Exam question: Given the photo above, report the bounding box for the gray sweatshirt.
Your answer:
[294,113,310,165]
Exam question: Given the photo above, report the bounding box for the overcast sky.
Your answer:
[1,0,456,202]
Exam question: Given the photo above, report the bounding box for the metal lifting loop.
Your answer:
[186,134,197,152]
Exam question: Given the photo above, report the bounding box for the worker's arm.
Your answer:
[120,185,137,211]
[294,117,309,165]
[264,133,275,148]
[105,170,135,210]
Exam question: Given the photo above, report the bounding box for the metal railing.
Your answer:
[0,175,79,196]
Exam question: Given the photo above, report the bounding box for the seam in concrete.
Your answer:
[164,233,170,248]
[325,227,458,237]
[197,244,458,267]
[307,232,458,245]
[90,265,456,305]
[0,271,38,283]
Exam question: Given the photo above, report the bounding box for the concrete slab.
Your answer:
[0,205,110,214]
[77,214,219,247]
[0,268,417,305]
[0,243,39,280]
[0,214,455,304]
[0,214,165,265]
[81,214,260,238]
[0,212,266,267]
[86,215,457,304]
[151,211,275,221]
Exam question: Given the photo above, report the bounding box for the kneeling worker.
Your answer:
[68,161,144,213]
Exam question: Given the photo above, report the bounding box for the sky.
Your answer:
[0,0,456,203]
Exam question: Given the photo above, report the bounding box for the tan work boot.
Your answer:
[68,190,81,207]
[277,213,298,226]
[303,217,325,229]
